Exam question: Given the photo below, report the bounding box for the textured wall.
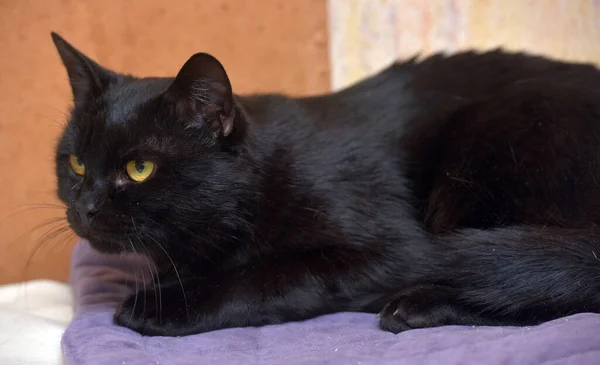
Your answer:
[0,0,329,284]
[328,0,600,89]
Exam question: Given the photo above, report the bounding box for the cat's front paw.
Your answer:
[114,288,190,336]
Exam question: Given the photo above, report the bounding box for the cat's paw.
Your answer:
[114,288,190,336]
[378,284,463,334]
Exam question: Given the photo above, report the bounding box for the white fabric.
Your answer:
[0,280,73,365]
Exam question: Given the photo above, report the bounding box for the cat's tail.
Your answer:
[436,226,600,315]
[381,226,600,332]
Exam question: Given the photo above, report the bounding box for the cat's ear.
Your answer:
[51,32,116,105]
[166,53,235,137]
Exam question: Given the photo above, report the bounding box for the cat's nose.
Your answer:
[76,197,102,225]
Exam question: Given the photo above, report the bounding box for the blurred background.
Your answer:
[0,0,599,285]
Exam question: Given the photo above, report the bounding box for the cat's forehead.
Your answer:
[65,78,178,155]
[104,77,173,125]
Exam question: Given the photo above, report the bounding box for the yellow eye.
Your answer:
[126,160,156,182]
[69,155,85,175]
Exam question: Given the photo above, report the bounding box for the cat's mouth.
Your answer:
[66,210,137,254]
[73,225,129,254]
[65,207,165,257]
[78,227,146,254]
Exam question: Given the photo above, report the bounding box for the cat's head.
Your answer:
[52,33,253,256]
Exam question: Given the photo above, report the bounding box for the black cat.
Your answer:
[51,32,600,336]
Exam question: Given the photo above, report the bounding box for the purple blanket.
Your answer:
[62,241,600,365]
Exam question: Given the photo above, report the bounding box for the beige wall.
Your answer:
[0,0,330,284]
[329,0,600,89]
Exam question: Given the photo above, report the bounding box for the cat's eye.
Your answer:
[69,155,85,176]
[125,160,156,182]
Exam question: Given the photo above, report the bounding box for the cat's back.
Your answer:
[399,51,600,230]
[243,49,600,178]
[238,49,600,244]
[254,50,600,135]
[404,49,600,94]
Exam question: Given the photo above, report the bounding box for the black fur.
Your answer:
[51,32,600,336]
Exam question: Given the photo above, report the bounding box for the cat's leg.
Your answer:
[382,92,600,333]
[114,248,392,336]
[379,227,600,333]
[380,284,489,333]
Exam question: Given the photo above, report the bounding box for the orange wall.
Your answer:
[0,0,330,284]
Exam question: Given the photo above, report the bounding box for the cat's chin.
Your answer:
[86,238,128,254]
